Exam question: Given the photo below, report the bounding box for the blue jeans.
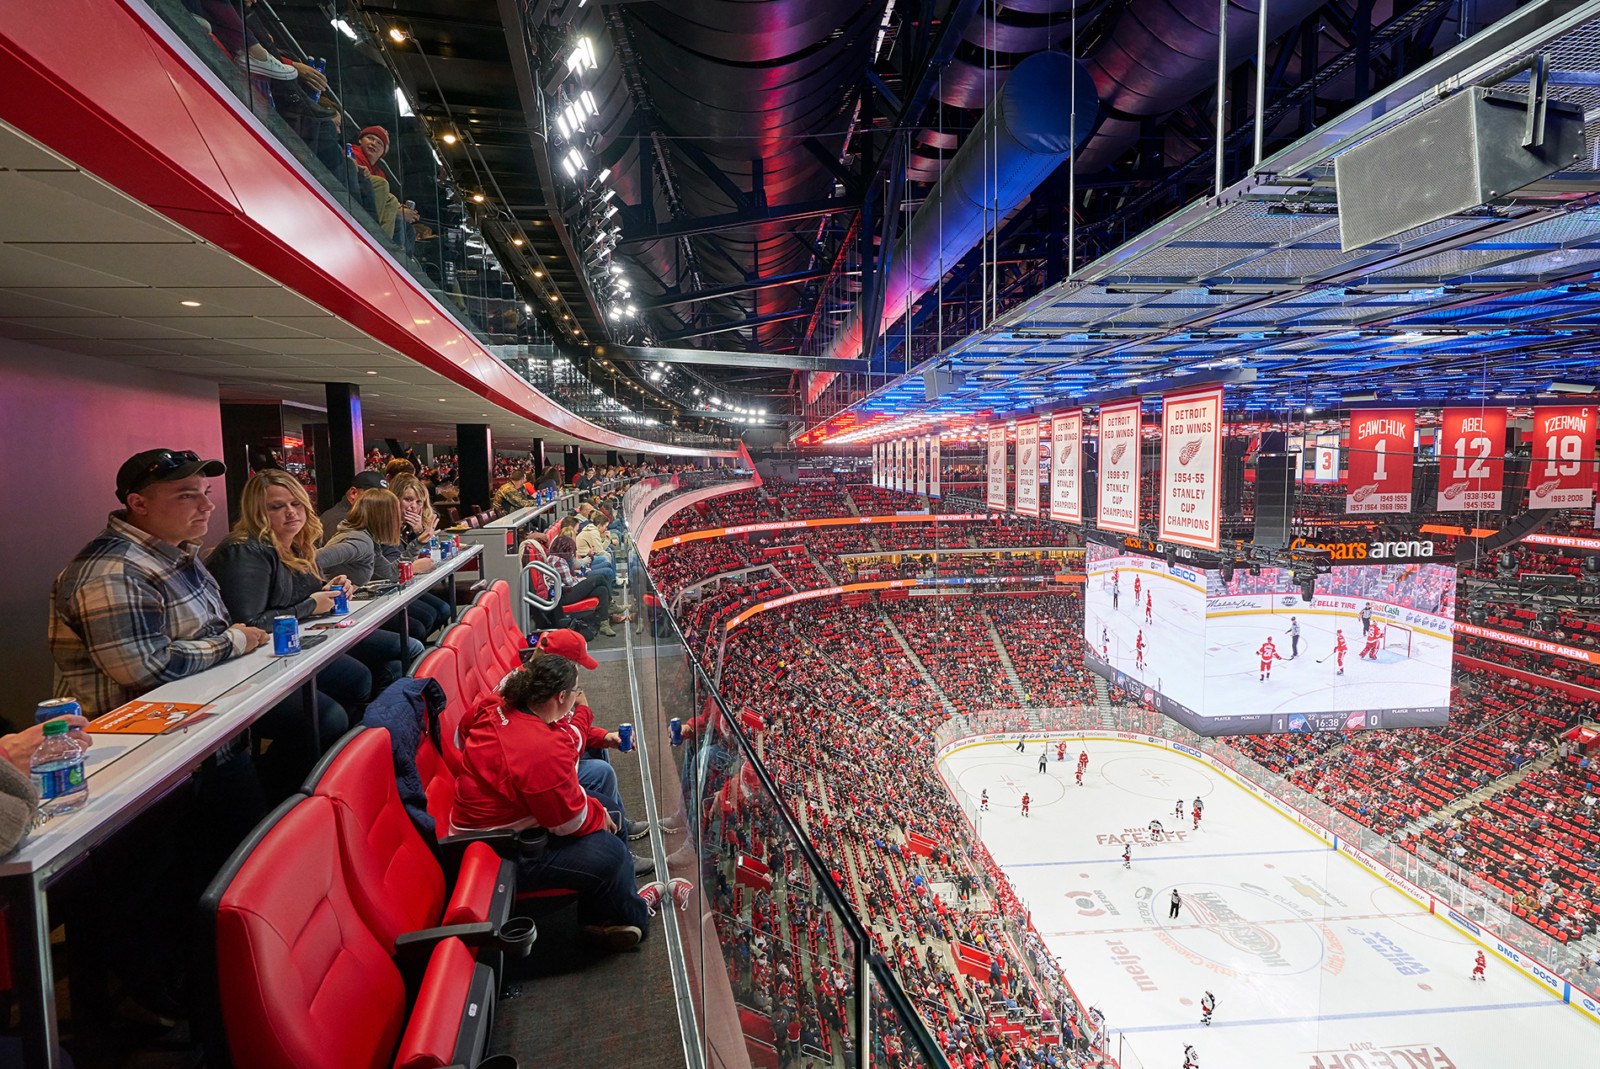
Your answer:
[584,553,616,586]
[516,829,651,932]
[579,758,624,825]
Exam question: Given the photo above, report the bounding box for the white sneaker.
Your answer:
[237,51,299,80]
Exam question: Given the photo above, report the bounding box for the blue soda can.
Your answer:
[273,615,300,656]
[669,718,683,747]
[333,589,350,614]
[617,722,634,752]
[440,538,455,560]
[36,697,81,725]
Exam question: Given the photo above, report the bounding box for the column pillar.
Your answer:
[530,439,546,472]
[324,383,365,514]
[562,444,580,485]
[457,423,493,514]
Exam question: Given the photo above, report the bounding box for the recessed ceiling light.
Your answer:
[438,398,447,402]
[365,370,377,375]
[471,193,485,204]
[512,237,524,246]
[441,132,458,145]
[180,300,202,307]
[389,27,405,42]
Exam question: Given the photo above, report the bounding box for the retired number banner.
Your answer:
[928,436,942,498]
[1530,404,1597,509]
[1016,419,1041,517]
[1158,386,1223,550]
[987,425,1008,511]
[1097,400,1142,534]
[1049,410,1082,523]
[1437,407,1506,511]
[1345,408,1415,514]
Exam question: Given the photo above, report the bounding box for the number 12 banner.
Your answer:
[1158,386,1223,550]
[1530,404,1597,509]
[1345,408,1415,514]
[1436,407,1506,511]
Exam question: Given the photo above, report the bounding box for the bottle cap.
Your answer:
[42,719,70,737]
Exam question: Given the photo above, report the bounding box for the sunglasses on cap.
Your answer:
[129,450,201,492]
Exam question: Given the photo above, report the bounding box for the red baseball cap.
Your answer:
[535,628,597,670]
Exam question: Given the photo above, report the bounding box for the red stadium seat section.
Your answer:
[303,727,515,946]
[201,795,498,1069]
[413,646,470,776]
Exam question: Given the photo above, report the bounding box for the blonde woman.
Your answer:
[319,488,429,656]
[389,471,452,635]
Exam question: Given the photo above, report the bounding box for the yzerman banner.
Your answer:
[1097,400,1142,534]
[987,425,1008,512]
[1016,419,1041,517]
[928,436,942,498]
[1345,408,1415,514]
[1049,410,1082,524]
[1529,404,1597,509]
[1158,386,1223,550]
[1436,406,1506,511]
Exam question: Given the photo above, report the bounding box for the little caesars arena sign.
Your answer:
[1286,535,1445,562]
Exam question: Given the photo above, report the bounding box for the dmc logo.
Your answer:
[1446,909,1480,935]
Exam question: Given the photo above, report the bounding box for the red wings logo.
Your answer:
[1109,443,1127,466]
[1351,483,1379,502]
[1178,439,1204,465]
[1058,441,1075,459]
[1533,479,1563,499]
[1441,481,1466,500]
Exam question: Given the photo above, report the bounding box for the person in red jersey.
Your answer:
[1257,636,1282,681]
[1359,621,1383,661]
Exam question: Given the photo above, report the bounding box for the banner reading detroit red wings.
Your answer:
[1097,401,1142,534]
[1436,406,1506,511]
[1344,408,1415,514]
[1158,386,1223,550]
[1529,404,1597,509]
[987,425,1008,511]
[1049,410,1082,524]
[1016,419,1040,516]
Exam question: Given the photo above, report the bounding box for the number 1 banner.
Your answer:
[928,436,942,498]
[1016,420,1040,516]
[1158,386,1223,550]
[1097,400,1142,534]
[1437,407,1506,511]
[1530,404,1597,509]
[987,426,1008,512]
[1345,408,1415,514]
[1049,410,1083,524]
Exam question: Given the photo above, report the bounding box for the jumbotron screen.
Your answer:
[1083,540,1457,736]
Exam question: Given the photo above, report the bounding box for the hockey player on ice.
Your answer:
[1100,625,1110,660]
[1174,799,1184,818]
[1122,843,1132,868]
[1134,575,1141,603]
[980,789,989,812]
[1200,991,1216,1026]
[1192,801,1203,829]
[1020,792,1031,818]
[1056,741,1067,762]
[1329,629,1349,676]
[1135,629,1147,670]
[1148,818,1165,841]
[1145,591,1153,623]
[1472,950,1487,982]
[1257,636,1282,681]
[1076,749,1089,785]
[1285,616,1301,659]
[1183,1043,1199,1068]
[1358,621,1383,661]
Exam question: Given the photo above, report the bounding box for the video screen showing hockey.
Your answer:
[1084,541,1456,736]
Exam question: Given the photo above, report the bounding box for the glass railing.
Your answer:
[621,526,947,1067]
[140,0,720,449]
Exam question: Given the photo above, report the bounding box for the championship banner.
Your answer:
[1344,408,1415,514]
[872,442,881,488]
[1437,406,1506,511]
[1049,410,1082,524]
[1097,400,1142,534]
[888,440,898,491]
[1016,419,1041,517]
[987,425,1008,512]
[1157,386,1223,550]
[1529,404,1597,509]
[894,438,905,492]
[914,436,926,496]
[928,436,942,498]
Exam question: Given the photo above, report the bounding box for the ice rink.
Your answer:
[938,738,1599,1069]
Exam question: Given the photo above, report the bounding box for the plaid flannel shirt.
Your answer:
[49,513,238,717]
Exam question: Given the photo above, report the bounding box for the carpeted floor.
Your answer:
[485,652,689,1069]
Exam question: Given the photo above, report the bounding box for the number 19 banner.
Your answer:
[1345,408,1415,515]
[1437,407,1506,511]
[1530,404,1597,509]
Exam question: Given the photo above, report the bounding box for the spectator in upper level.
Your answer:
[348,125,420,248]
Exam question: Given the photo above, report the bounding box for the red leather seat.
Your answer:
[202,796,497,1069]
[440,624,493,711]
[483,580,529,672]
[463,604,515,684]
[304,727,515,945]
[412,647,469,776]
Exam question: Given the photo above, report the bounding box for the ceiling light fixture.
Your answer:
[440,132,458,145]
[180,300,202,307]
[1549,381,1597,394]
[388,26,406,43]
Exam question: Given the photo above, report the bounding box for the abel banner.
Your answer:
[1049,410,1082,523]
[1344,408,1415,514]
[987,426,1008,511]
[1097,400,1142,534]
[928,436,942,498]
[1016,419,1041,516]
[1437,406,1506,511]
[1529,404,1597,509]
[1157,386,1223,550]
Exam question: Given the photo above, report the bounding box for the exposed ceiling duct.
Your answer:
[812,51,1098,397]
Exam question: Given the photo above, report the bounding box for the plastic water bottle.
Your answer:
[30,719,88,817]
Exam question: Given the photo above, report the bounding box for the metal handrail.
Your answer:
[518,559,565,634]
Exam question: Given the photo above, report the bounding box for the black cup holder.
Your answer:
[476,1056,519,1069]
[514,827,547,861]
[498,916,537,958]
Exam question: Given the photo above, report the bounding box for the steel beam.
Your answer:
[620,198,860,243]
[599,343,869,373]
[636,270,832,310]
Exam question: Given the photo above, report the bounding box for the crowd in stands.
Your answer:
[885,600,1024,711]
[987,595,1100,708]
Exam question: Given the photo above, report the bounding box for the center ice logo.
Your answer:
[1185,891,1289,967]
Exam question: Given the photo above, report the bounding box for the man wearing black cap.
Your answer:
[318,469,388,545]
[49,448,269,717]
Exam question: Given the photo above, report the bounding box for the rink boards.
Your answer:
[934,729,1600,1028]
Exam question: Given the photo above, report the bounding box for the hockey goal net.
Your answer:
[1380,623,1413,658]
